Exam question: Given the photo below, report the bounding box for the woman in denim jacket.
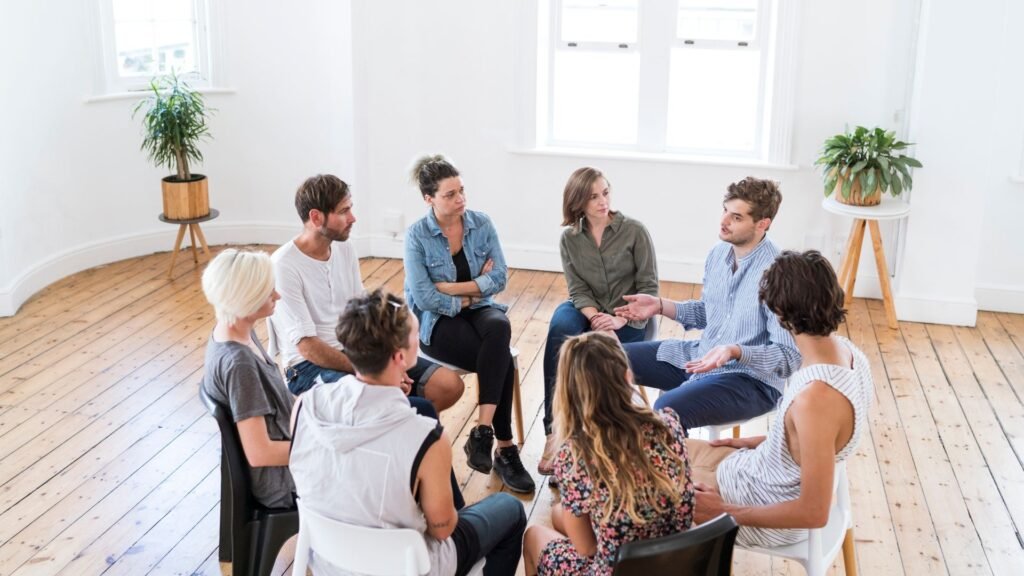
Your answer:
[404,155,535,494]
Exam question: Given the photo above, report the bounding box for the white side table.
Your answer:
[822,197,911,329]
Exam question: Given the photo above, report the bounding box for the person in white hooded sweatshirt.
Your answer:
[289,289,526,576]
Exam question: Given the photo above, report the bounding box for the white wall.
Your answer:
[0,0,356,315]
[4,0,1022,323]
[350,1,921,290]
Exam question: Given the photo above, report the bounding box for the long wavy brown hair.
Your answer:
[554,332,686,524]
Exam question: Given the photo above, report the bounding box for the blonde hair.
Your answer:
[201,249,275,325]
[554,332,686,524]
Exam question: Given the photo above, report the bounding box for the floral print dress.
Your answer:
[538,408,695,575]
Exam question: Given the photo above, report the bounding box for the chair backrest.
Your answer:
[612,513,739,576]
[200,388,257,522]
[292,500,431,576]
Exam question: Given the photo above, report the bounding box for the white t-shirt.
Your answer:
[270,240,364,368]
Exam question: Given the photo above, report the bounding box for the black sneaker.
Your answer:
[494,445,537,494]
[464,425,495,474]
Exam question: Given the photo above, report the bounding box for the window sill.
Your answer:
[508,146,799,171]
[85,87,236,104]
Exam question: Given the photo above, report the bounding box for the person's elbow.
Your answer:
[802,501,831,528]
[426,522,456,541]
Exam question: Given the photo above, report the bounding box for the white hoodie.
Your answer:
[290,375,457,575]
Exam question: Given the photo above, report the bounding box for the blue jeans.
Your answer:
[452,493,527,576]
[622,340,781,429]
[543,301,645,434]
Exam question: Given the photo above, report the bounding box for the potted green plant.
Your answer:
[133,72,213,219]
[815,126,922,206]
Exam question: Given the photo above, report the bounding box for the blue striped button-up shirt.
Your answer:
[656,237,800,392]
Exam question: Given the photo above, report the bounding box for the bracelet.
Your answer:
[659,297,665,316]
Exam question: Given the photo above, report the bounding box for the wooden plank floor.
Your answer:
[1,246,1023,575]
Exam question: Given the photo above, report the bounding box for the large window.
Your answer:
[544,0,789,160]
[96,0,214,92]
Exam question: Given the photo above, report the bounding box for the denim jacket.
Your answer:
[403,208,509,345]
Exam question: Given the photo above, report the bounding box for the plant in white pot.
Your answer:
[815,126,922,206]
[133,72,213,219]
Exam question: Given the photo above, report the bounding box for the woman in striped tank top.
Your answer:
[687,250,873,549]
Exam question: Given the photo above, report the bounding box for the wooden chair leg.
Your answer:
[168,224,187,278]
[512,358,525,447]
[841,528,857,576]
[732,425,741,439]
[637,385,650,406]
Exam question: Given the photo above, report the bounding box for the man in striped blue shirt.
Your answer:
[615,177,801,429]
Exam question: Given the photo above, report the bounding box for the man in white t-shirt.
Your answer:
[271,174,464,415]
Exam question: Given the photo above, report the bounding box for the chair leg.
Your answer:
[732,425,741,439]
[842,528,857,576]
[255,513,300,576]
[512,359,525,447]
[637,385,650,405]
[219,454,232,562]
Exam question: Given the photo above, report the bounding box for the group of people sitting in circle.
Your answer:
[200,155,874,576]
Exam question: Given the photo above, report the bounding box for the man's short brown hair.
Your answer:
[295,174,350,223]
[759,250,846,336]
[724,177,782,223]
[335,289,413,375]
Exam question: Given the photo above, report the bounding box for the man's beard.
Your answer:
[320,224,350,242]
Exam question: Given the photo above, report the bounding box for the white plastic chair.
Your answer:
[418,347,526,446]
[737,461,857,576]
[292,501,484,576]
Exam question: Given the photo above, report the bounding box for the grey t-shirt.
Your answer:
[202,332,295,508]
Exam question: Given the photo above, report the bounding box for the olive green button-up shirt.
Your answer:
[559,211,659,328]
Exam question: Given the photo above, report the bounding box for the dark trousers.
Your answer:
[452,493,527,576]
[542,301,645,434]
[423,307,515,442]
[622,340,781,429]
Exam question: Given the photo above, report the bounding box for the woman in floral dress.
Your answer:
[523,332,695,575]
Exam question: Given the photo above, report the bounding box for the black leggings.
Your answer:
[422,306,515,442]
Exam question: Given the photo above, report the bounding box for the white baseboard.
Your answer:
[0,221,299,317]
[894,293,978,327]
[975,283,1024,314]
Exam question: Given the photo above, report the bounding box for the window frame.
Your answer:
[94,0,219,94]
[542,0,796,164]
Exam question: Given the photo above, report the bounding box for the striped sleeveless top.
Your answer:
[716,336,873,548]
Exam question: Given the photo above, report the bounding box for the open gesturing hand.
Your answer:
[613,294,660,321]
[684,345,739,374]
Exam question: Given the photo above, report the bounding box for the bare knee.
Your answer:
[523,524,560,576]
[425,368,464,412]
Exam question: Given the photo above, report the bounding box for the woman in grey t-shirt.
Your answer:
[201,249,295,509]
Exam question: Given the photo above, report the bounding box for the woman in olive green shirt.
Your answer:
[539,167,659,475]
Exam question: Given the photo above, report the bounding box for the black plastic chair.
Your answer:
[612,513,739,576]
[200,389,299,576]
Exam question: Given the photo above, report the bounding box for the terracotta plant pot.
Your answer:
[161,174,209,219]
[833,174,881,206]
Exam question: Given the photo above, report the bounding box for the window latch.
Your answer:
[568,42,578,47]
[738,41,749,47]
[618,43,629,49]
[683,39,695,45]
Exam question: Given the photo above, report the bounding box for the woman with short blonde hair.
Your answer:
[201,249,295,509]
